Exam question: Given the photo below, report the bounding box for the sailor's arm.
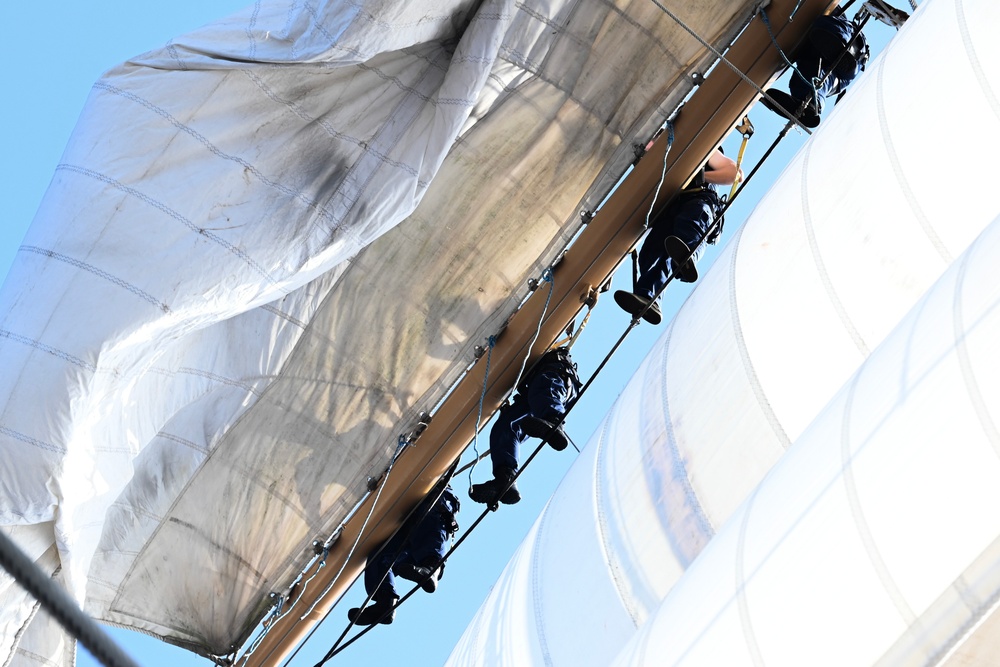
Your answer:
[703,149,742,185]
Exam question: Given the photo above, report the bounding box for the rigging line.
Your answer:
[280,465,460,667]
[310,464,461,666]
[238,547,329,664]
[468,268,555,489]
[321,116,797,662]
[647,0,814,135]
[323,436,555,661]
[466,335,496,492]
[0,531,140,667]
[645,122,675,229]
[756,7,817,103]
[298,437,408,620]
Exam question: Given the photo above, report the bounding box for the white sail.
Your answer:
[0,0,761,662]
[611,209,1000,666]
[447,0,1000,663]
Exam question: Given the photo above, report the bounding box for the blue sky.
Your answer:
[1,3,898,666]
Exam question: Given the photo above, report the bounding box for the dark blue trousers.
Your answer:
[365,509,448,600]
[789,16,862,111]
[634,192,716,300]
[489,371,571,473]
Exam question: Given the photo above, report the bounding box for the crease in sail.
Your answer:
[1,0,771,660]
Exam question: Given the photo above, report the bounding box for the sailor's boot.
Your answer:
[521,415,569,451]
[348,593,398,626]
[469,467,520,505]
[395,561,442,593]
[613,290,662,325]
[663,236,699,283]
[761,89,820,128]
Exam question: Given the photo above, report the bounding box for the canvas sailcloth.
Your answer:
[0,0,761,663]
[446,0,1000,664]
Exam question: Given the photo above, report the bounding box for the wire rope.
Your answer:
[647,0,814,134]
[0,531,140,667]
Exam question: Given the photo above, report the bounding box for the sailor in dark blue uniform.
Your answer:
[348,483,460,625]
[614,147,740,324]
[470,346,581,506]
[761,8,872,128]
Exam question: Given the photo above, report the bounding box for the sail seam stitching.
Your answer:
[593,413,642,626]
[54,163,282,287]
[874,56,951,264]
[800,142,871,357]
[735,489,766,667]
[19,245,170,313]
[729,216,791,448]
[951,232,1000,456]
[955,0,1000,124]
[840,373,917,623]
[91,81,338,227]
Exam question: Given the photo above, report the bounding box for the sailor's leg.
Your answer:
[634,214,672,300]
[521,372,571,451]
[666,195,713,274]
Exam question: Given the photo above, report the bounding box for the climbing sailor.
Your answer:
[347,482,460,626]
[759,4,877,128]
[469,346,581,506]
[614,145,740,324]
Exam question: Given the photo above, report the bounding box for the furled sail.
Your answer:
[0,0,764,662]
[446,0,1000,663]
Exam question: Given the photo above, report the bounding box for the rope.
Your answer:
[466,335,496,492]
[304,112,798,665]
[279,464,459,667]
[644,122,675,229]
[237,547,328,665]
[298,437,408,621]
[309,464,460,667]
[789,0,806,21]
[757,7,818,105]
[468,268,555,487]
[0,531,140,667]
[647,0,814,134]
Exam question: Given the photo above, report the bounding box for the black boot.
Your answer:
[348,594,398,626]
[663,236,698,283]
[521,416,569,451]
[394,562,441,593]
[469,468,520,505]
[761,89,820,128]
[613,290,662,325]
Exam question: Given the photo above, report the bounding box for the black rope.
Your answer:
[0,531,139,667]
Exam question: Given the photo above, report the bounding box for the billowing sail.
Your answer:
[447,0,1000,663]
[0,0,763,663]
[610,209,1000,665]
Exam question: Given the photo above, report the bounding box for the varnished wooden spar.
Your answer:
[245,1,836,663]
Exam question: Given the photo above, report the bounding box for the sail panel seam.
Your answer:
[18,246,169,313]
[955,0,1000,124]
[91,81,338,229]
[840,373,917,623]
[873,58,951,264]
[801,142,870,357]
[53,163,282,288]
[728,220,792,449]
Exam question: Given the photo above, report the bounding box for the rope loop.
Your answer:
[467,335,496,490]
[644,120,674,230]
